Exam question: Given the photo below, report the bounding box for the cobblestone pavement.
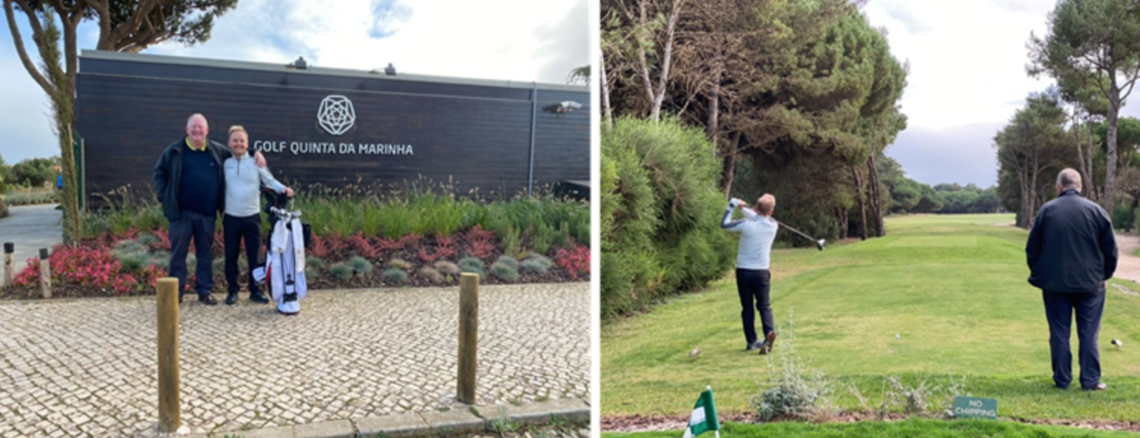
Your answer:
[0,283,590,437]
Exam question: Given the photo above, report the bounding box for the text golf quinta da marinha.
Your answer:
[253,140,415,156]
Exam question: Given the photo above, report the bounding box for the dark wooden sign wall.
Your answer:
[75,51,589,205]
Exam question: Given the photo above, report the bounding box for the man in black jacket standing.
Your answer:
[1026,168,1117,391]
[154,114,264,305]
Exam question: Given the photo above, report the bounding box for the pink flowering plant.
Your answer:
[12,244,161,296]
[555,245,590,280]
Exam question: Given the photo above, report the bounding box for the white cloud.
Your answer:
[148,0,586,83]
[865,0,1140,186]
[1,0,588,162]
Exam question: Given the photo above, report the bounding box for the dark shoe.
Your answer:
[1083,382,1107,391]
[249,291,270,304]
[225,291,238,305]
[1053,383,1069,390]
[199,294,218,306]
[746,340,762,351]
[762,331,777,354]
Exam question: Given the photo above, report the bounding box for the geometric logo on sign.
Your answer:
[317,95,355,136]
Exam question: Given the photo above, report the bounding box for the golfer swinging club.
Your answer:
[722,194,779,354]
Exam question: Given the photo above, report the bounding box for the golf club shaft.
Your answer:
[774,219,818,243]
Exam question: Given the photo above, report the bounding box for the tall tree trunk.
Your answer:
[1130,195,1140,233]
[707,80,719,155]
[601,52,612,128]
[1075,115,1089,197]
[636,0,683,122]
[837,207,848,240]
[1087,119,1097,201]
[852,164,868,241]
[1028,155,1039,228]
[720,132,740,198]
[1104,85,1120,218]
[867,154,884,237]
[1019,180,1031,229]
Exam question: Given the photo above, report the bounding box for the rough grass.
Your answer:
[603,418,1140,437]
[1,187,58,206]
[601,214,1140,422]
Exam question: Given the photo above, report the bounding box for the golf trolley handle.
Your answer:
[269,206,302,221]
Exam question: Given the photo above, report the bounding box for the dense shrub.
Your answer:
[601,117,733,320]
[434,260,460,275]
[382,268,408,284]
[490,262,519,282]
[329,263,352,281]
[348,256,373,274]
[519,259,548,275]
[417,266,444,283]
[458,257,484,275]
[495,255,519,270]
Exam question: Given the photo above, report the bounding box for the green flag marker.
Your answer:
[683,386,720,438]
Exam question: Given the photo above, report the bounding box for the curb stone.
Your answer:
[475,398,591,428]
[355,413,430,437]
[200,399,590,438]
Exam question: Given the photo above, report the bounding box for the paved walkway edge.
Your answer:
[168,398,590,438]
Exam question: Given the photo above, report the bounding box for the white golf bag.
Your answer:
[266,207,307,315]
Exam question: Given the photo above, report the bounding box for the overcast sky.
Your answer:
[0,0,588,164]
[863,0,1140,188]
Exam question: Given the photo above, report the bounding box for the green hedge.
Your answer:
[601,117,734,320]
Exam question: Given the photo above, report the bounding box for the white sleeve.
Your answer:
[257,166,286,193]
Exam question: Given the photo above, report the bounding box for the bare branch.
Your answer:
[4,0,53,95]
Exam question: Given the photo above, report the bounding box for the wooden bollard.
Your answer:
[457,273,479,404]
[157,277,181,432]
[3,243,13,287]
[39,248,51,298]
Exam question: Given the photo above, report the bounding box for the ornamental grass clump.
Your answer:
[382,268,408,284]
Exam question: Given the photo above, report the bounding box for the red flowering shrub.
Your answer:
[309,235,330,258]
[153,229,172,250]
[555,245,590,280]
[463,225,496,259]
[375,237,400,251]
[418,234,458,262]
[436,234,456,248]
[324,235,346,254]
[348,232,382,259]
[397,234,422,249]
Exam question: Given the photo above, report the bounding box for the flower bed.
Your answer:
[0,224,589,299]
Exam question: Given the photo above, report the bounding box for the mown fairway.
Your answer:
[602,214,1140,422]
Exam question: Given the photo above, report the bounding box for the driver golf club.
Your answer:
[731,196,825,251]
[774,219,826,251]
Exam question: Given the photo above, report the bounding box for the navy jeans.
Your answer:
[1043,289,1105,389]
[736,268,773,346]
[168,210,216,297]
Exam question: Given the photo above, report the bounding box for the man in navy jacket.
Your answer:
[1026,168,1118,391]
